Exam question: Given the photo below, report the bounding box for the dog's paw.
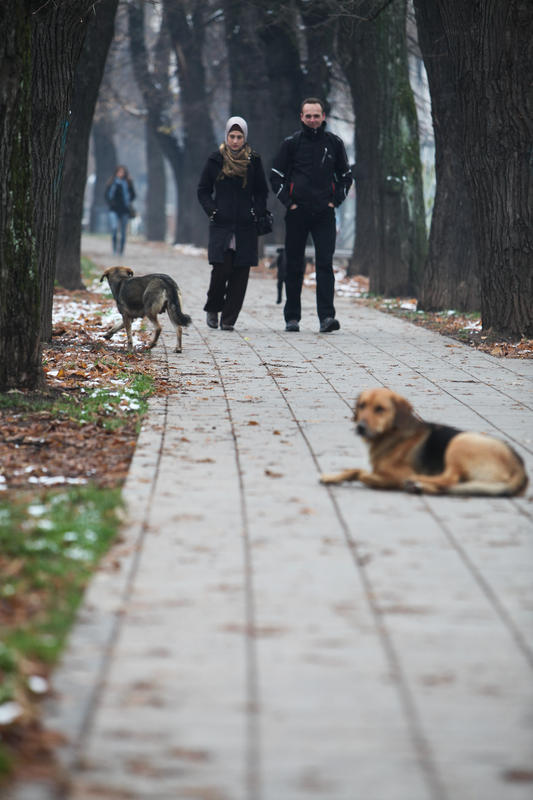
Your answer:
[174,347,182,353]
[320,473,339,485]
[404,479,423,494]
[103,331,113,340]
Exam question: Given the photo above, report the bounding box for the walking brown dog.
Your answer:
[320,387,528,496]
[100,266,191,353]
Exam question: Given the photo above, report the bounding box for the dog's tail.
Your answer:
[160,276,192,328]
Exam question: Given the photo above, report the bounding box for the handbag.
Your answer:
[256,210,273,236]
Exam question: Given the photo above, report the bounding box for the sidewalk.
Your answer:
[18,236,533,799]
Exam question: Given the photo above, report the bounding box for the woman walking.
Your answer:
[197,117,268,330]
[105,165,136,255]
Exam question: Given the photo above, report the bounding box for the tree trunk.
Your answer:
[437,0,533,337]
[145,121,167,241]
[413,0,480,312]
[55,0,118,289]
[128,1,186,245]
[228,0,305,244]
[223,0,272,163]
[297,0,334,106]
[339,1,427,295]
[0,2,41,390]
[165,0,217,245]
[90,105,118,234]
[31,2,95,341]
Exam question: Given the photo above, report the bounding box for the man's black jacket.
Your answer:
[270,122,352,213]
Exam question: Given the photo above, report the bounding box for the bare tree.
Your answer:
[338,0,427,295]
[297,0,335,104]
[145,120,167,241]
[55,0,119,290]
[89,85,118,234]
[164,0,217,244]
[223,0,272,161]
[128,0,184,243]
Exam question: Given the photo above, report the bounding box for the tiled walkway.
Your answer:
[19,236,533,800]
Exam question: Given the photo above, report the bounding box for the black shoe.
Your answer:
[206,312,218,329]
[319,317,340,333]
[285,320,300,332]
[220,322,234,331]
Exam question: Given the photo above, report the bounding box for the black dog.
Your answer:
[100,266,191,353]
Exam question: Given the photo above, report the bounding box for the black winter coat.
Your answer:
[105,178,135,215]
[270,122,352,214]
[197,150,268,267]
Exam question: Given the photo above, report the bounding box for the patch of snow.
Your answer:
[0,702,23,726]
[67,546,92,562]
[28,476,87,486]
[28,505,46,517]
[173,243,207,257]
[28,675,49,695]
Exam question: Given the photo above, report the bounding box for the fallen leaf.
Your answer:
[265,469,283,478]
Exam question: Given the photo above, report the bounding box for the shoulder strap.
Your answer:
[287,130,303,159]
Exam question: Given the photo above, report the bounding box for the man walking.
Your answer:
[270,98,352,332]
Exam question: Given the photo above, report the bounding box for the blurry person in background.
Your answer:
[105,165,136,255]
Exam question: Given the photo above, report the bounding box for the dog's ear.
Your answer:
[392,394,416,428]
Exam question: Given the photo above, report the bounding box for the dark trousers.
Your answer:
[204,250,250,326]
[109,211,129,254]
[284,205,337,322]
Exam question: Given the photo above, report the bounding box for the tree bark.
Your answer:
[436,0,533,337]
[55,0,118,289]
[0,2,41,389]
[413,0,480,312]
[339,1,427,295]
[31,1,96,341]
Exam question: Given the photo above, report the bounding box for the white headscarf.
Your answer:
[225,116,248,142]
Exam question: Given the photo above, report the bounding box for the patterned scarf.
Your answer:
[218,142,252,186]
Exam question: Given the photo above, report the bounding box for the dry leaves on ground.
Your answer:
[1,285,173,493]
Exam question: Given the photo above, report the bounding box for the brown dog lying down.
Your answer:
[100,266,191,353]
[320,387,528,496]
